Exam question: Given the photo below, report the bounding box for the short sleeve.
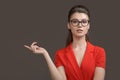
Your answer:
[54,51,63,67]
[95,47,106,69]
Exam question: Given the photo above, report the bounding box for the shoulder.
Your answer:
[55,47,66,56]
[88,42,105,52]
[93,45,106,57]
[55,44,71,57]
[56,47,66,53]
[94,45,105,53]
[88,42,106,56]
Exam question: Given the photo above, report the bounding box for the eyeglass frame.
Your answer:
[70,19,90,27]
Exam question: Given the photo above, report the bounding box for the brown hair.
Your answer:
[66,5,90,46]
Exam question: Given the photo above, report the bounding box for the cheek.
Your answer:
[68,24,75,31]
[85,29,89,33]
[84,26,90,33]
[86,25,90,31]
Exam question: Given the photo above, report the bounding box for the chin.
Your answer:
[75,34,85,38]
[76,33,84,36]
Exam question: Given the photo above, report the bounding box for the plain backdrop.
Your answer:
[0,0,120,80]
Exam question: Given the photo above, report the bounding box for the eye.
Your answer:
[81,19,88,23]
[71,19,79,23]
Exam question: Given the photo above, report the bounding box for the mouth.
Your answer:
[76,29,83,32]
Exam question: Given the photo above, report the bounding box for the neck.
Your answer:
[72,36,87,49]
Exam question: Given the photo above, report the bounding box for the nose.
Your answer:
[77,23,82,28]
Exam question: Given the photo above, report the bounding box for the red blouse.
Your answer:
[54,42,106,80]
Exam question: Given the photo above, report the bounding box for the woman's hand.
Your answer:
[24,42,48,55]
[24,42,66,80]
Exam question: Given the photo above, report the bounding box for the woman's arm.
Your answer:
[44,53,66,80]
[24,42,66,80]
[93,67,105,80]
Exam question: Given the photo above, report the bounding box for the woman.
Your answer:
[24,5,106,80]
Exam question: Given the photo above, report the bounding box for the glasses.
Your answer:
[70,19,90,27]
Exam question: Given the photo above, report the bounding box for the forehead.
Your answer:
[70,12,89,20]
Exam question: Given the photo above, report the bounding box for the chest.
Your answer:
[63,48,96,80]
[73,48,86,67]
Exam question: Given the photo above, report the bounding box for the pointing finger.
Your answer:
[24,45,32,50]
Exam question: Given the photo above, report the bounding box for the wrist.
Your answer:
[43,51,49,56]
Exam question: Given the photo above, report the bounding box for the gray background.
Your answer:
[0,0,120,80]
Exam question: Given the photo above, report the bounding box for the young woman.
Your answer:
[24,5,106,80]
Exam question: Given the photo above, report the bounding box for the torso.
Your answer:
[55,41,106,80]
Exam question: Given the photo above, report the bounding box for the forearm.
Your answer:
[93,67,105,80]
[43,53,65,80]
[24,42,65,80]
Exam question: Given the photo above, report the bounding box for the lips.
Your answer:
[76,29,83,32]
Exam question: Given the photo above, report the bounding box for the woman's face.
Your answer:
[68,12,90,38]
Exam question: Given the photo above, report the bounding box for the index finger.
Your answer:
[24,45,32,50]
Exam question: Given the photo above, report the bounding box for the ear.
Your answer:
[67,23,71,29]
